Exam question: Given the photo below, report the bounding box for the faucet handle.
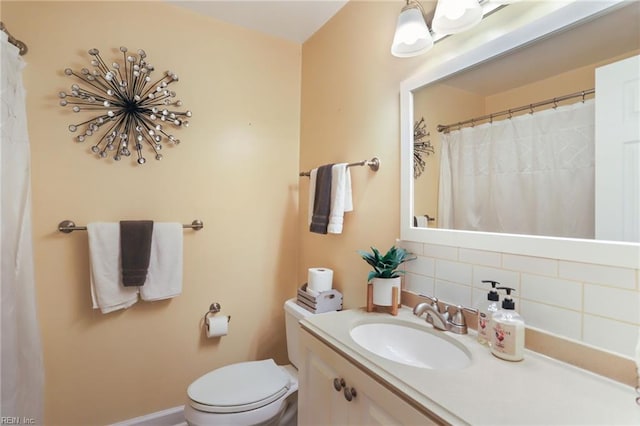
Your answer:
[441,304,450,320]
[419,294,442,312]
[447,305,468,334]
[450,305,465,326]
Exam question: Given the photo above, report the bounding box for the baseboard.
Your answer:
[110,405,185,426]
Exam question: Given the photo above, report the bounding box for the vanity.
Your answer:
[298,307,638,425]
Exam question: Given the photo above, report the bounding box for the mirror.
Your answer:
[401,1,640,269]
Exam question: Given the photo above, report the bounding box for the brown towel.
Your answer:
[310,164,334,234]
[120,220,154,287]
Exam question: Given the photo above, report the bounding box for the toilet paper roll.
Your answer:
[308,268,333,293]
[206,315,229,338]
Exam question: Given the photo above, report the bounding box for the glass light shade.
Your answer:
[432,0,483,35]
[391,6,434,58]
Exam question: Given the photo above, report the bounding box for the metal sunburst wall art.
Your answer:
[413,116,434,179]
[58,47,191,165]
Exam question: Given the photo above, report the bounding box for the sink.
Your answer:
[349,322,471,369]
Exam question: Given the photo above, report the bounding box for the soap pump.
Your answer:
[490,287,525,362]
[476,280,500,345]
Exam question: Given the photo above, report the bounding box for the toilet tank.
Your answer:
[284,298,313,368]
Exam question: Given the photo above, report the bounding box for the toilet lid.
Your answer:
[188,359,290,414]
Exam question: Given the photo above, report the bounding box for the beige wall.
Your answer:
[413,84,484,224]
[3,1,301,424]
[486,50,640,112]
[298,1,421,308]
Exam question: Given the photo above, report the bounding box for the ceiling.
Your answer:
[167,0,349,43]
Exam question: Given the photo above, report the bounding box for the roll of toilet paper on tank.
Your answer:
[206,315,229,338]
[308,268,333,293]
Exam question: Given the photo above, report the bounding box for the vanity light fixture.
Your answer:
[432,0,483,35]
[391,0,505,58]
[391,0,434,58]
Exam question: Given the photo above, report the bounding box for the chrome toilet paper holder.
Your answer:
[204,302,231,330]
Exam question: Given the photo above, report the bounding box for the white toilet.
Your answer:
[184,299,312,426]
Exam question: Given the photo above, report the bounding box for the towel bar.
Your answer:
[58,219,204,233]
[299,157,380,177]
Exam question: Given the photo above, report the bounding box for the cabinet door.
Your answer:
[298,335,349,425]
[298,329,440,426]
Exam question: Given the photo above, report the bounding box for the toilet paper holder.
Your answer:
[204,302,231,330]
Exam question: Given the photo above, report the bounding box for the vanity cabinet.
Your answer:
[298,328,439,426]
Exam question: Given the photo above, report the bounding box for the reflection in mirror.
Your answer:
[411,3,639,242]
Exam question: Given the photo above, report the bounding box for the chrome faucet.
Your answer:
[413,302,449,331]
[413,296,473,334]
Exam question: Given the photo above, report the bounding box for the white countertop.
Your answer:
[300,306,640,425]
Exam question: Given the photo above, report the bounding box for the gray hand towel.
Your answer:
[120,220,154,287]
[310,164,334,234]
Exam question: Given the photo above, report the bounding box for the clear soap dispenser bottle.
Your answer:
[491,287,525,362]
[477,280,500,345]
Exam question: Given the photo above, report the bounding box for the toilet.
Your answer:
[184,299,312,426]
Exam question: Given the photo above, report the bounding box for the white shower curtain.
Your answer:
[1,33,44,423]
[438,99,595,238]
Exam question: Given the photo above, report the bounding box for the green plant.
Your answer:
[358,246,416,281]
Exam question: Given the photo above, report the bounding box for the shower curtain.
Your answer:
[438,99,595,238]
[1,33,44,423]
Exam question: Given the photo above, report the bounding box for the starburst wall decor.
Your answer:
[413,117,434,179]
[58,47,191,165]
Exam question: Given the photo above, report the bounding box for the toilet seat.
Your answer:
[187,359,291,414]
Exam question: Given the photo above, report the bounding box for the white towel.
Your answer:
[415,215,429,228]
[328,163,353,234]
[307,168,318,227]
[87,223,139,314]
[139,223,183,301]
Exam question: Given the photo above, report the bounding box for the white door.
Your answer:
[595,54,640,242]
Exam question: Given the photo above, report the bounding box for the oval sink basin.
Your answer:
[350,322,471,370]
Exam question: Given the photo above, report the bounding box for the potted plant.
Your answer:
[358,246,415,306]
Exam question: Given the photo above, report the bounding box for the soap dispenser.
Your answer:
[476,280,500,345]
[490,287,525,361]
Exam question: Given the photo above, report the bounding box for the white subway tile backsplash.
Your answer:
[459,248,501,267]
[583,314,638,358]
[471,288,487,309]
[584,285,639,324]
[405,255,435,277]
[472,266,519,292]
[503,254,558,277]
[559,261,636,290]
[435,279,472,307]
[435,259,472,285]
[521,274,582,311]
[520,300,582,341]
[424,244,458,261]
[398,239,640,358]
[399,240,423,256]
[404,272,434,296]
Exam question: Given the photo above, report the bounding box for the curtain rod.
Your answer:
[299,157,380,177]
[0,22,28,56]
[437,88,595,134]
